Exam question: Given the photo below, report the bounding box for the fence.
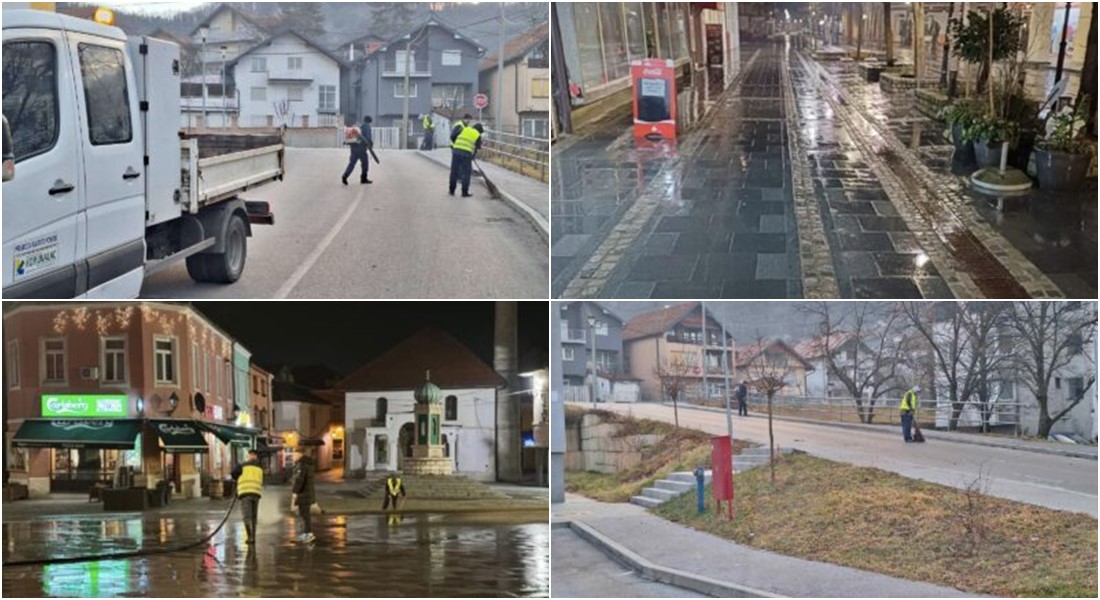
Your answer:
[478,128,549,182]
[372,127,401,150]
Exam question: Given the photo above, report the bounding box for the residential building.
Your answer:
[271,368,344,472]
[557,302,637,403]
[794,332,871,399]
[228,29,347,128]
[338,33,385,124]
[340,328,505,482]
[248,363,279,473]
[478,22,550,137]
[4,303,256,498]
[621,303,735,403]
[734,339,814,398]
[354,18,486,147]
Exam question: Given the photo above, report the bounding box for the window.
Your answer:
[1067,377,1086,401]
[2,41,59,161]
[287,87,303,102]
[251,57,267,72]
[445,395,458,421]
[997,380,1016,400]
[376,397,388,422]
[318,85,336,111]
[6,340,20,389]
[594,320,609,336]
[522,117,549,139]
[526,40,549,68]
[1067,333,1084,355]
[78,44,132,145]
[394,82,417,98]
[251,87,266,101]
[154,337,177,385]
[287,56,303,70]
[225,362,232,399]
[441,50,462,66]
[531,78,550,98]
[42,338,66,384]
[562,347,575,361]
[431,84,465,108]
[596,350,615,371]
[101,337,126,384]
[191,344,199,388]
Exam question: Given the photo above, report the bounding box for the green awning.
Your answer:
[12,419,141,449]
[200,422,256,445]
[149,419,209,453]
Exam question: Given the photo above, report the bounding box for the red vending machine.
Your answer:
[631,58,677,142]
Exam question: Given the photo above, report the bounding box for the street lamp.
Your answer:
[199,26,208,129]
[587,314,597,408]
[220,45,228,130]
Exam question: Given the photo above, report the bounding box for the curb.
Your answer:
[561,519,779,598]
[672,403,1098,461]
[415,150,549,242]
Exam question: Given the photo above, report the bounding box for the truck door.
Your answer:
[67,32,145,295]
[1,29,84,297]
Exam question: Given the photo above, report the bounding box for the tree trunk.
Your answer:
[767,393,776,487]
[672,392,680,428]
[1036,394,1054,438]
[867,398,877,424]
[949,402,963,430]
[855,397,867,423]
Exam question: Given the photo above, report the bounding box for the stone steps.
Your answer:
[357,474,508,501]
[629,447,794,509]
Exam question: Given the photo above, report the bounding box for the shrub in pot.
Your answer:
[1035,99,1092,192]
[965,115,1019,169]
[939,100,980,161]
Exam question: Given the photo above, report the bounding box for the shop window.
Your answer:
[42,338,66,384]
[154,336,177,385]
[623,3,646,62]
[376,397,388,423]
[445,395,458,421]
[101,337,127,384]
[6,340,19,389]
[572,3,606,89]
[598,2,630,81]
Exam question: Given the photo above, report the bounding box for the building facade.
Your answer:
[621,303,735,403]
[557,301,636,403]
[183,4,272,128]
[3,303,257,498]
[734,339,814,398]
[340,328,505,482]
[478,23,550,137]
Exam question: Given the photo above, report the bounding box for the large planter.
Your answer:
[951,122,975,163]
[974,139,1014,169]
[1035,148,1090,192]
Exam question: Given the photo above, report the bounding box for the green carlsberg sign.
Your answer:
[41,395,128,418]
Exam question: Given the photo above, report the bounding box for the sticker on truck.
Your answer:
[13,234,59,279]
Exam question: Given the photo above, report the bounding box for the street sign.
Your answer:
[41,394,128,418]
[474,93,489,109]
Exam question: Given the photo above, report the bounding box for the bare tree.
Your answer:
[1008,302,1097,438]
[744,337,797,487]
[803,302,910,423]
[654,355,696,429]
[958,303,1015,433]
[901,302,986,430]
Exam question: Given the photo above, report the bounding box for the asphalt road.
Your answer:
[551,528,702,598]
[140,148,548,299]
[603,403,1099,517]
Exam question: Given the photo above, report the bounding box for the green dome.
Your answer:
[414,370,442,405]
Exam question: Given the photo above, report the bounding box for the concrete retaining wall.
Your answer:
[564,413,664,474]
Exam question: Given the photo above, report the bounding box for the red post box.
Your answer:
[631,58,677,142]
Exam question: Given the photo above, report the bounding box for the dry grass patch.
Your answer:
[654,453,1097,597]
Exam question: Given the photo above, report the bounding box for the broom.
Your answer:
[473,158,502,199]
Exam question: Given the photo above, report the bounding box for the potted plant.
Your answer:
[939,99,980,161]
[965,114,1019,169]
[1035,99,1093,192]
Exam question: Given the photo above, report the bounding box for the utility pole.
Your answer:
[701,301,708,405]
[200,26,208,129]
[220,46,228,130]
[720,308,733,444]
[587,314,598,408]
[884,2,894,66]
[495,2,505,131]
[401,38,412,149]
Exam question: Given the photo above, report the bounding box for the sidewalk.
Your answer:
[417,147,549,240]
[553,494,977,598]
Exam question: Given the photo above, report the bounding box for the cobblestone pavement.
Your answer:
[552,40,1095,299]
[2,511,548,597]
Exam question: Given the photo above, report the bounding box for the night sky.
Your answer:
[192,302,547,377]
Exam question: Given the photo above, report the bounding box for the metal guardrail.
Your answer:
[479,128,549,182]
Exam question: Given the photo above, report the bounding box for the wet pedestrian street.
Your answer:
[2,511,548,597]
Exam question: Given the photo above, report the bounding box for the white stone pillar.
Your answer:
[364,432,374,471]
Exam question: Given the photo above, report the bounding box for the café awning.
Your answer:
[12,419,142,449]
[200,422,256,445]
[149,419,209,453]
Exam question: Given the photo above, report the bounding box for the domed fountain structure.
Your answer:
[404,370,453,476]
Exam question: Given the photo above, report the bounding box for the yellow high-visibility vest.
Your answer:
[422,116,433,129]
[453,126,480,154]
[386,476,402,496]
[237,464,263,497]
[901,390,918,412]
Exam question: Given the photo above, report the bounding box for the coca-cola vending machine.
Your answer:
[631,58,677,142]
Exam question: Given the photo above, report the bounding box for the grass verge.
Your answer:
[654,453,1098,597]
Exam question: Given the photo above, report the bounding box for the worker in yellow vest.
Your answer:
[232,449,264,544]
[449,123,483,197]
[420,114,435,150]
[382,472,406,511]
[900,385,921,443]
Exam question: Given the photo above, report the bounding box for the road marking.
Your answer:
[274,186,365,299]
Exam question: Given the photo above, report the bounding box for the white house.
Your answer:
[229,29,347,128]
[340,328,506,482]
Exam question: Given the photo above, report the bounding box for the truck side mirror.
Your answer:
[2,116,13,182]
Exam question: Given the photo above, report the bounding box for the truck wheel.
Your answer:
[185,215,248,284]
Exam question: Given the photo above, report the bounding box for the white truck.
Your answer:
[2,10,283,298]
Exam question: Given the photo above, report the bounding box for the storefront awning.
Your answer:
[200,422,257,445]
[12,419,142,449]
[149,419,209,453]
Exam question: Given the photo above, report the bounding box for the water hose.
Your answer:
[3,494,239,567]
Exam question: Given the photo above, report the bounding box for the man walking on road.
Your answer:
[291,448,317,543]
[735,380,749,416]
[449,122,483,197]
[232,449,263,545]
[342,116,374,185]
[900,385,920,443]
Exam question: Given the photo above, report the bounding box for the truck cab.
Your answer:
[3,9,280,298]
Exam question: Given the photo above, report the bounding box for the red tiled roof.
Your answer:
[479,22,549,71]
[622,303,699,341]
[793,332,856,360]
[735,339,812,369]
[337,328,505,391]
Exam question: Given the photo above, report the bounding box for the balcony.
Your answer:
[382,59,431,77]
[561,327,586,343]
[266,69,313,83]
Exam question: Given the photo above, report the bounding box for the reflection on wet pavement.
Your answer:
[2,512,548,597]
